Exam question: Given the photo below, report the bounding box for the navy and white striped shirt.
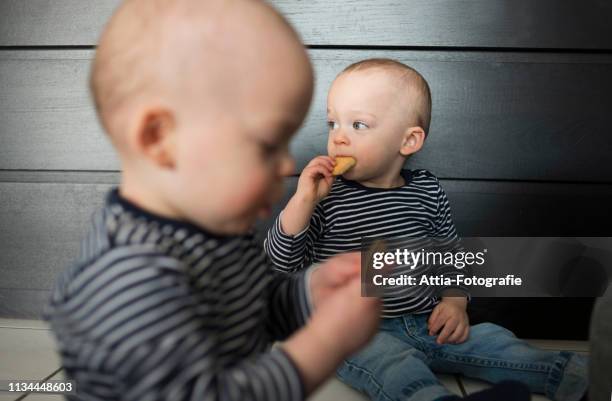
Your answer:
[45,189,311,401]
[265,169,463,317]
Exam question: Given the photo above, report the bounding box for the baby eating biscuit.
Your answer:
[265,58,588,401]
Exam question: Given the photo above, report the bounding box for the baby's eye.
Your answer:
[327,120,339,130]
[353,121,369,130]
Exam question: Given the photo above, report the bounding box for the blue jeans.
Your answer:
[337,314,587,401]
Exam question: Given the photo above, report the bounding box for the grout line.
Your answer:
[305,44,612,55]
[1,45,611,55]
[455,374,467,396]
[0,45,95,51]
[41,368,63,383]
[12,368,63,401]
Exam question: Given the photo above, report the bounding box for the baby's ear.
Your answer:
[399,126,425,156]
[133,108,177,169]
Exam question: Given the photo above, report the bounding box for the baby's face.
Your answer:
[168,54,313,235]
[327,69,412,182]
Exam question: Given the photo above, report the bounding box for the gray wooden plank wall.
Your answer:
[1,1,611,337]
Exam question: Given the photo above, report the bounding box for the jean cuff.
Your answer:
[547,351,588,401]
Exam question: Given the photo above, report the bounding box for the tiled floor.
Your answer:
[0,319,588,401]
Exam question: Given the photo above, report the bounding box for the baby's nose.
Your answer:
[333,130,350,145]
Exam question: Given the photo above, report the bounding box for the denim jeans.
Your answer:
[337,314,587,401]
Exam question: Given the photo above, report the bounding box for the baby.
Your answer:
[265,59,588,401]
[43,1,381,400]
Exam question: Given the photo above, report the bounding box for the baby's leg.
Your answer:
[425,321,587,401]
[336,329,453,401]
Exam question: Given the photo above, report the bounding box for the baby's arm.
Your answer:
[279,253,380,393]
[264,206,325,272]
[116,257,378,401]
[282,277,379,393]
[264,156,334,272]
[281,155,335,235]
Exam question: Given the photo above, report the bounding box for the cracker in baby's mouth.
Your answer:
[332,156,356,176]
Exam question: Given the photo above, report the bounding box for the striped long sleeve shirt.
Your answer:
[264,169,465,317]
[44,189,311,401]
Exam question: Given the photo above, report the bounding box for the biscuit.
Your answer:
[332,156,356,176]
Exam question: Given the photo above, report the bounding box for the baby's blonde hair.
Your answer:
[89,0,169,144]
[341,58,432,135]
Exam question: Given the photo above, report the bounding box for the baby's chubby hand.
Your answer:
[296,156,336,205]
[308,253,380,355]
[281,253,379,393]
[428,296,469,345]
[309,252,361,308]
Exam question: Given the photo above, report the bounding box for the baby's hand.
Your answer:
[309,253,361,308]
[296,156,336,205]
[281,254,379,393]
[308,253,380,356]
[428,297,469,344]
[311,278,380,356]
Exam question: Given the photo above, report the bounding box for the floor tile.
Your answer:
[0,327,60,380]
[308,374,462,400]
[309,378,368,401]
[19,394,65,400]
[0,320,49,330]
[439,374,463,396]
[0,326,61,400]
[0,321,588,401]
[12,369,65,401]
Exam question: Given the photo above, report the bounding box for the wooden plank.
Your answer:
[1,175,610,292]
[443,180,612,236]
[468,297,595,340]
[0,50,118,171]
[0,180,111,292]
[2,49,612,182]
[0,289,52,321]
[1,0,612,49]
[0,0,118,47]
[274,0,612,49]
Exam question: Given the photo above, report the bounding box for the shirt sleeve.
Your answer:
[263,206,325,273]
[119,335,306,401]
[52,249,309,401]
[264,267,314,341]
[83,255,308,401]
[431,179,470,298]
